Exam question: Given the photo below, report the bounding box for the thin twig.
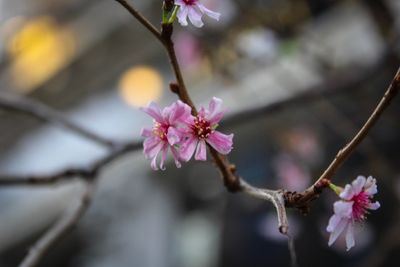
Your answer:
[0,93,115,148]
[19,181,95,267]
[113,0,164,43]
[287,67,400,208]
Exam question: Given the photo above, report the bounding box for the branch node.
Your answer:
[169,82,180,94]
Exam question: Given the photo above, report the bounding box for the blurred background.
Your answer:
[0,0,399,266]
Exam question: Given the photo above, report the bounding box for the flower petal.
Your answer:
[168,100,192,124]
[188,6,204,28]
[141,102,164,122]
[196,3,221,20]
[167,127,181,146]
[207,131,233,155]
[340,184,354,200]
[352,176,366,195]
[333,200,353,218]
[159,145,168,171]
[364,176,378,196]
[195,139,207,160]
[327,214,341,233]
[207,97,225,124]
[177,5,189,26]
[141,127,153,138]
[143,137,164,159]
[150,145,164,171]
[179,136,198,162]
[328,217,348,246]
[170,146,182,168]
[368,201,380,210]
[345,223,355,251]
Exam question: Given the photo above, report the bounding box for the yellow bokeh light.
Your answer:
[118,66,163,107]
[7,16,75,93]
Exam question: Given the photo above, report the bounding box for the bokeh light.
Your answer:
[7,16,75,92]
[118,65,163,107]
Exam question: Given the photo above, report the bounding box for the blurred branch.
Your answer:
[0,93,115,148]
[0,141,141,185]
[19,181,95,267]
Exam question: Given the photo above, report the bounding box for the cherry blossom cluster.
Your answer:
[141,97,233,170]
[327,176,380,250]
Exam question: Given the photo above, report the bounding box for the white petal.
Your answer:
[177,5,189,26]
[187,7,204,27]
[196,3,221,20]
[364,176,378,196]
[333,200,353,218]
[352,176,366,194]
[368,201,381,210]
[328,217,348,246]
[345,223,355,251]
[327,214,341,232]
[340,184,354,200]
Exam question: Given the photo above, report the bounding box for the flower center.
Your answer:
[192,116,213,139]
[351,192,370,221]
[182,0,196,5]
[153,122,168,141]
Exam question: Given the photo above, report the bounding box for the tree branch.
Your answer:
[0,93,115,148]
[113,0,164,44]
[0,141,141,185]
[19,181,95,267]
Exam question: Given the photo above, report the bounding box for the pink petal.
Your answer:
[207,131,233,155]
[151,154,159,170]
[368,201,380,210]
[179,136,198,162]
[328,217,348,246]
[340,184,354,200]
[196,3,221,20]
[141,102,164,123]
[188,6,204,28]
[159,145,168,171]
[170,146,182,168]
[195,139,207,160]
[345,224,355,251]
[352,176,366,195]
[143,138,164,158]
[177,5,189,26]
[167,127,181,146]
[207,97,225,124]
[333,200,353,218]
[141,128,153,138]
[168,100,192,124]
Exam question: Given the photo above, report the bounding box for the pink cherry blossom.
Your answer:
[180,97,233,161]
[326,176,380,251]
[141,100,191,170]
[175,0,220,28]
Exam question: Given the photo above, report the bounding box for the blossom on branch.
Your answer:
[180,97,233,161]
[326,176,380,251]
[141,101,191,170]
[175,0,220,28]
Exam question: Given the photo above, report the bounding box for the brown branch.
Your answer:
[0,93,115,148]
[19,181,95,267]
[287,67,400,208]
[113,0,164,44]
